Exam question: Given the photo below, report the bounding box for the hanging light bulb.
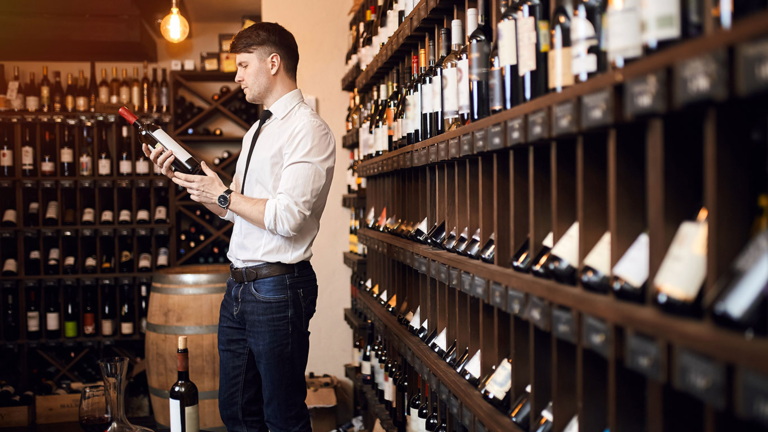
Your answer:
[160,0,189,43]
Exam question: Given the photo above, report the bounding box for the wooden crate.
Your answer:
[35,393,80,424]
[0,406,32,427]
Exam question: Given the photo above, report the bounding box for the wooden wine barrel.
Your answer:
[145,265,229,432]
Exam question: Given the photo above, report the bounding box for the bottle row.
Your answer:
[1,277,150,342]
[173,86,260,132]
[0,179,170,228]
[349,206,370,257]
[0,380,100,408]
[346,0,763,161]
[0,228,170,277]
[0,118,166,179]
[0,62,172,115]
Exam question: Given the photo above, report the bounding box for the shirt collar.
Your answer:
[265,88,304,121]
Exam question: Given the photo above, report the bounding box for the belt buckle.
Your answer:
[242,267,250,283]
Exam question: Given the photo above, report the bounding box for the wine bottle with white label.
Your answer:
[40,131,56,176]
[156,228,170,269]
[118,230,134,273]
[654,207,709,316]
[481,358,512,410]
[62,230,77,275]
[117,183,132,225]
[21,127,35,177]
[26,282,41,340]
[82,282,97,337]
[60,126,75,177]
[170,336,200,432]
[136,182,151,224]
[82,230,98,274]
[43,231,59,275]
[119,107,202,175]
[119,279,134,335]
[154,182,169,224]
[80,122,94,176]
[1,126,14,178]
[101,279,115,337]
[44,281,61,339]
[546,222,580,285]
[100,230,115,273]
[99,183,114,224]
[137,231,152,272]
[24,231,41,276]
[119,126,132,176]
[610,230,649,301]
[2,235,18,275]
[581,231,612,293]
[97,125,112,177]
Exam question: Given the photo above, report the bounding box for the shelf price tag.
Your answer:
[527,109,549,142]
[674,348,726,409]
[674,49,728,108]
[738,368,768,427]
[460,271,474,294]
[581,89,614,129]
[490,282,507,311]
[449,267,460,289]
[553,100,578,136]
[736,38,768,97]
[430,259,439,280]
[552,308,577,343]
[473,128,488,153]
[404,152,412,168]
[488,123,505,150]
[412,151,419,167]
[475,420,487,432]
[438,141,448,161]
[449,394,460,417]
[429,145,438,164]
[507,117,525,145]
[624,70,667,118]
[439,382,451,402]
[507,289,527,317]
[626,332,665,382]
[582,315,611,358]
[461,406,473,428]
[460,133,473,157]
[449,137,461,158]
[438,264,449,284]
[527,295,550,330]
[472,276,487,302]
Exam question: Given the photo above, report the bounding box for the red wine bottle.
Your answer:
[170,336,200,432]
[118,107,202,175]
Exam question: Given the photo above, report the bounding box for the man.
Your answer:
[145,22,335,432]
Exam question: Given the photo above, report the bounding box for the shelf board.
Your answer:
[342,192,367,209]
[342,128,360,150]
[356,10,768,176]
[342,65,361,92]
[344,364,399,432]
[344,308,368,332]
[357,288,518,432]
[343,251,367,275]
[358,228,768,375]
[171,71,237,82]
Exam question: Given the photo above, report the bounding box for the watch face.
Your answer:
[218,194,229,208]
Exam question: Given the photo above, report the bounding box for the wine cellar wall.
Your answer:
[341,0,768,431]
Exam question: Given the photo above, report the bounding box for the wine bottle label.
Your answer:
[442,68,459,117]
[27,311,40,332]
[84,313,95,334]
[464,350,482,378]
[60,147,74,163]
[550,222,579,265]
[48,248,60,262]
[98,159,112,176]
[136,159,150,174]
[41,160,55,174]
[563,415,579,432]
[29,250,41,260]
[151,129,196,167]
[643,0,681,43]
[654,221,707,301]
[40,85,50,105]
[154,206,168,222]
[457,59,470,114]
[46,312,60,331]
[612,232,650,288]
[65,95,75,111]
[137,209,150,222]
[82,208,95,223]
[1,148,12,166]
[98,87,110,104]
[119,160,132,174]
[25,96,40,111]
[29,202,39,214]
[45,201,58,219]
[542,231,554,248]
[119,209,132,223]
[352,348,361,366]
[76,96,89,112]
[405,94,417,134]
[571,12,598,77]
[3,258,17,273]
[409,306,422,331]
[157,248,169,266]
[498,19,518,67]
[21,146,34,168]
[361,361,371,375]
[489,66,504,111]
[102,319,113,336]
[484,359,512,397]
[583,231,612,275]
[80,154,92,176]
[548,44,575,89]
[607,6,642,62]
[719,253,768,319]
[421,82,433,114]
[120,88,131,105]
[141,317,147,333]
[101,210,114,223]
[3,209,16,223]
[518,17,538,75]
[121,322,134,334]
[139,253,152,269]
[110,94,119,104]
[64,256,75,267]
[120,250,133,263]
[170,399,200,432]
[64,320,77,338]
[141,284,148,296]
[469,41,491,82]
[85,255,97,268]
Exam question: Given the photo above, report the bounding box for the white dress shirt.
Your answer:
[222,89,336,267]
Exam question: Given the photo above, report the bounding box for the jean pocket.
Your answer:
[249,276,289,302]
[298,286,318,333]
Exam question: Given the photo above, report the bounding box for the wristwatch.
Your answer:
[217,188,233,209]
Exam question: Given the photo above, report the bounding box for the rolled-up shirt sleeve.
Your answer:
[263,118,335,237]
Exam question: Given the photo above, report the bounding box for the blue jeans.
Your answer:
[218,262,318,432]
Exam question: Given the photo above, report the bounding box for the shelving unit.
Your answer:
[344,1,768,432]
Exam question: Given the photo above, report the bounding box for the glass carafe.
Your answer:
[98,357,154,432]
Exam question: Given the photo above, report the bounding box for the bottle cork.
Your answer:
[178,335,187,350]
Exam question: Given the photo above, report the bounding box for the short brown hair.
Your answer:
[230,22,299,82]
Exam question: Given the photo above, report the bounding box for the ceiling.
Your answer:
[182,0,261,23]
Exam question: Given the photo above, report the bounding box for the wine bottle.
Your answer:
[0,64,7,112]
[653,207,708,316]
[480,233,496,263]
[80,123,94,176]
[109,67,120,104]
[469,0,492,122]
[498,0,521,110]
[155,182,169,224]
[137,229,152,272]
[605,0,642,68]
[25,72,39,112]
[43,231,59,274]
[76,70,89,112]
[1,126,13,178]
[2,283,19,340]
[88,62,98,112]
[406,52,421,145]
[430,328,449,357]
[160,68,170,113]
[510,233,552,273]
[44,281,61,339]
[120,69,131,105]
[25,231,41,276]
[150,68,160,113]
[141,62,150,113]
[63,281,78,339]
[64,73,76,112]
[51,71,64,112]
[99,182,114,224]
[82,283,96,337]
[119,107,202,175]
[362,323,373,384]
[549,0,575,93]
[533,401,554,432]
[9,67,24,111]
[62,230,77,274]
[407,383,421,432]
[515,0,549,102]
[119,279,134,335]
[509,384,532,429]
[454,227,474,255]
[98,125,112,176]
[82,230,98,274]
[60,127,74,177]
[139,278,149,333]
[571,0,604,82]
[420,43,434,141]
[580,231,612,293]
[118,230,134,272]
[21,127,35,177]
[97,69,110,104]
[461,350,482,387]
[156,228,170,269]
[118,126,132,176]
[545,222,579,285]
[170,336,200,432]
[481,358,512,411]
[101,279,115,337]
[26,282,41,340]
[465,229,484,259]
[100,229,115,273]
[417,385,430,431]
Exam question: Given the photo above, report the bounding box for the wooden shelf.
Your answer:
[342,128,360,150]
[342,65,361,92]
[343,251,368,276]
[344,307,368,332]
[342,193,366,209]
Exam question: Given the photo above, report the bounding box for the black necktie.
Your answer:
[240,109,273,194]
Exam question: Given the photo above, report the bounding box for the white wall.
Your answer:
[261,0,353,379]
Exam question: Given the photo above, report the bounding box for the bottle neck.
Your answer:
[177,349,190,381]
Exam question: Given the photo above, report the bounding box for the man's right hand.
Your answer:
[143,143,176,180]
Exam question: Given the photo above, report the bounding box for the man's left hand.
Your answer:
[172,161,227,205]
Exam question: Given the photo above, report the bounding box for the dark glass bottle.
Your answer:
[468,0,492,122]
[518,0,549,102]
[549,0,575,93]
[170,336,200,431]
[432,28,450,136]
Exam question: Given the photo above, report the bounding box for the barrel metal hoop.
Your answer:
[153,271,229,286]
[146,323,219,335]
[150,285,227,295]
[149,386,219,400]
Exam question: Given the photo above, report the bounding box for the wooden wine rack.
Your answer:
[344,2,768,432]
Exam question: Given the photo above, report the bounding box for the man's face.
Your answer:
[235,51,271,105]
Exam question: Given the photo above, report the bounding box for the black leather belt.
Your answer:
[229,261,310,283]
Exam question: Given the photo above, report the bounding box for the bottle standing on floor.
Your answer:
[170,336,199,432]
